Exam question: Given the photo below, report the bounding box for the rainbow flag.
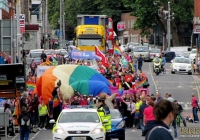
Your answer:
[53,97,60,108]
[136,78,147,89]
[118,83,123,95]
[129,62,134,71]
[114,45,122,55]
[26,81,36,91]
[108,79,114,85]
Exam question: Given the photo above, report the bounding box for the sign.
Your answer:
[0,75,7,80]
[37,66,54,78]
[117,22,125,31]
[16,76,25,83]
[180,127,200,138]
[15,14,25,34]
[195,26,200,33]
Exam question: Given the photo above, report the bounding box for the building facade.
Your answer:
[117,13,142,45]
[0,0,14,19]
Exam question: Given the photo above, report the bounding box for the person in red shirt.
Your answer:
[80,95,89,105]
[191,94,199,123]
[143,101,155,126]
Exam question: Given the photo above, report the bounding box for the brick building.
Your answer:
[193,0,200,35]
[117,13,142,45]
[0,0,14,19]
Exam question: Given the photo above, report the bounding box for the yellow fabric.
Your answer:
[135,100,142,111]
[38,104,48,116]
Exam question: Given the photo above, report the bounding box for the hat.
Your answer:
[98,98,105,102]
[89,94,93,97]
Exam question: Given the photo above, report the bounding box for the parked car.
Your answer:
[120,45,126,52]
[149,48,161,60]
[26,49,44,65]
[132,46,150,61]
[171,57,192,75]
[162,51,176,62]
[189,49,196,61]
[126,42,139,52]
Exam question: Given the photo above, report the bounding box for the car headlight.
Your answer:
[116,121,125,129]
[54,128,66,134]
[91,128,104,134]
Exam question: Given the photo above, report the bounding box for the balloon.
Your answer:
[36,65,111,104]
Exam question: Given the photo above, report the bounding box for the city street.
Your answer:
[2,62,200,140]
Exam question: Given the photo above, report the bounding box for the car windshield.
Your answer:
[61,51,68,55]
[30,52,41,58]
[134,47,149,52]
[58,112,100,123]
[175,58,190,64]
[191,50,196,54]
[110,109,122,119]
[78,39,102,46]
[45,50,55,55]
[150,49,160,53]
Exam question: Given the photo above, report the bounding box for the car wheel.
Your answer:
[188,72,192,75]
[171,71,175,74]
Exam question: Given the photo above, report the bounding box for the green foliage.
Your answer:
[48,0,60,28]
[122,0,194,34]
[48,0,123,28]
[171,0,194,23]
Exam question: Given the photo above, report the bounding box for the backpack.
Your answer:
[21,113,30,126]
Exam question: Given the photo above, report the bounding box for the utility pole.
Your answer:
[167,2,171,51]
[43,0,46,49]
[60,0,63,49]
[63,6,65,48]
[16,0,21,63]
[45,0,48,49]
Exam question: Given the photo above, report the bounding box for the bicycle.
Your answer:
[176,114,187,127]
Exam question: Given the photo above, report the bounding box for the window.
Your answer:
[58,112,100,123]
[134,47,149,52]
[78,38,102,46]
[110,109,122,119]
[175,58,190,64]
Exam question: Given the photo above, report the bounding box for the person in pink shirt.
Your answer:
[143,101,155,125]
[191,93,199,123]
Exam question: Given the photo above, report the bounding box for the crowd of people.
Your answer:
[2,49,200,140]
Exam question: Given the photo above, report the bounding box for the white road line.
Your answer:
[30,131,40,140]
[149,63,158,94]
[11,133,19,140]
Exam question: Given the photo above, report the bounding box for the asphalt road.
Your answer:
[2,62,200,140]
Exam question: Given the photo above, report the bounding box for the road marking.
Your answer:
[12,133,19,140]
[149,64,158,94]
[197,86,200,102]
[30,131,40,140]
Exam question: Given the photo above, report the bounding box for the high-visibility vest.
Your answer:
[97,105,112,132]
[38,104,48,116]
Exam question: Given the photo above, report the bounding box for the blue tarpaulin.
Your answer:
[70,50,100,60]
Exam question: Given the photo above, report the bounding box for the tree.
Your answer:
[122,0,194,45]
[48,0,60,28]
[122,0,193,32]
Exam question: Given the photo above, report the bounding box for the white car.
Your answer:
[189,49,196,61]
[171,57,192,75]
[50,107,106,140]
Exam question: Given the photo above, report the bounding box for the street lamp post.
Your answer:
[59,0,63,49]
[167,2,171,51]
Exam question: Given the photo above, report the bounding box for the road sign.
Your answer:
[15,14,25,34]
[117,22,125,31]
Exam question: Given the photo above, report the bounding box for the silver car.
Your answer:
[132,46,150,61]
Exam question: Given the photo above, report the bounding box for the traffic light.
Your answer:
[141,39,144,45]
[156,35,159,45]
[158,35,163,46]
[148,35,151,44]
[151,34,154,44]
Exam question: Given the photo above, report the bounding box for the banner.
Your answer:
[37,66,54,78]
